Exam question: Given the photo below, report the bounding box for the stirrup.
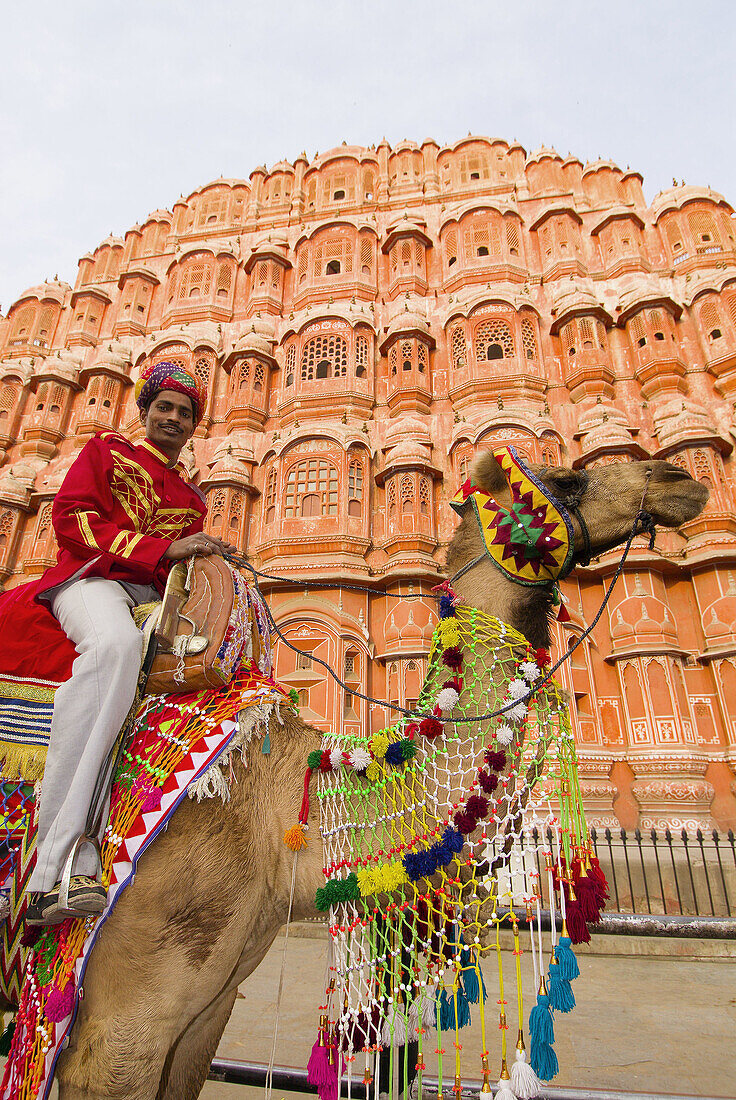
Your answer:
[58,835,102,912]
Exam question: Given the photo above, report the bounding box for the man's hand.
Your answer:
[164,533,239,562]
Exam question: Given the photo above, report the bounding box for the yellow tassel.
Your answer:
[0,744,47,783]
[283,822,308,851]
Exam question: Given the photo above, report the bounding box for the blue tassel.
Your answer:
[530,1036,559,1081]
[548,959,576,1013]
[528,991,554,1046]
[555,935,580,981]
[462,963,480,1004]
[455,987,471,1029]
[436,988,455,1031]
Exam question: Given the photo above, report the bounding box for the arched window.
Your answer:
[285,459,339,517]
[360,238,373,276]
[417,342,428,374]
[314,237,352,278]
[264,468,277,523]
[401,340,413,370]
[326,259,341,276]
[688,210,721,252]
[630,314,646,347]
[400,474,414,513]
[506,221,520,257]
[450,325,467,368]
[355,335,369,377]
[0,509,13,555]
[209,488,226,533]
[419,477,430,516]
[700,300,723,342]
[285,344,296,386]
[521,317,538,360]
[216,262,232,298]
[474,319,514,361]
[9,305,34,345]
[301,334,348,381]
[445,229,458,267]
[387,480,397,515]
[389,345,398,376]
[348,458,363,517]
[178,257,213,299]
[363,169,375,200]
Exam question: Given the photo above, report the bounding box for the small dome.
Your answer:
[386,309,431,339]
[385,416,431,444]
[525,146,562,166]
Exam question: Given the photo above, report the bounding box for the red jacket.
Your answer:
[38,431,206,598]
[0,431,206,684]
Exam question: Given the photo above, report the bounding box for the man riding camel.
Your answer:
[0,360,234,926]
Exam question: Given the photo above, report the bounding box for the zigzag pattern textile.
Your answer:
[307,594,606,1100]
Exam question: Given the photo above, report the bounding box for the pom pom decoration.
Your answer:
[284,823,308,851]
[442,647,463,670]
[496,723,515,746]
[485,749,507,771]
[477,770,499,794]
[348,747,372,773]
[370,733,389,759]
[329,747,343,770]
[436,687,460,712]
[385,742,405,767]
[465,794,489,819]
[288,687,300,707]
[307,749,323,771]
[44,978,75,1023]
[419,716,443,739]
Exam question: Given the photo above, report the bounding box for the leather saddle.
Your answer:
[141,555,262,695]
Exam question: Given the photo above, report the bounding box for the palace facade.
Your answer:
[1,136,735,830]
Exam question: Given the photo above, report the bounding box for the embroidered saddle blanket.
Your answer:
[0,661,291,1100]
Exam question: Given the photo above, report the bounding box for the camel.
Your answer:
[47,452,706,1100]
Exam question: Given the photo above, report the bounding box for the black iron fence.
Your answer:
[587,826,735,919]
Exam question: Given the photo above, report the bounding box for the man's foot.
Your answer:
[25,876,107,926]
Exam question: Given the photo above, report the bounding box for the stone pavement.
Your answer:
[199,925,736,1099]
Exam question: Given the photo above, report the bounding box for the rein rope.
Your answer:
[223,475,655,726]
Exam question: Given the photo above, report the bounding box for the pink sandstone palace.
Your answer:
[1,136,735,831]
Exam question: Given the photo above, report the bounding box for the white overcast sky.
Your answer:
[0,0,733,312]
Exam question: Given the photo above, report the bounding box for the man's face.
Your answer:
[140,389,196,461]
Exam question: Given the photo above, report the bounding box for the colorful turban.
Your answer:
[134,360,207,424]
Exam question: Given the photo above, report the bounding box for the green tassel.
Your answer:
[262,729,271,754]
[288,688,300,708]
[0,1018,16,1056]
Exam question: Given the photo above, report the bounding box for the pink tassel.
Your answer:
[45,978,75,1022]
[307,1038,331,1090]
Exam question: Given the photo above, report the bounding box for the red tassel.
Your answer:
[575,874,601,924]
[587,855,610,907]
[565,898,591,945]
[299,768,312,825]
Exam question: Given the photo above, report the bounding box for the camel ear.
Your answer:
[470,450,507,493]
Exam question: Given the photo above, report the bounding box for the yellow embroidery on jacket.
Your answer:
[109,451,199,540]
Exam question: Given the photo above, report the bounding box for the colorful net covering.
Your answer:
[305,592,607,1100]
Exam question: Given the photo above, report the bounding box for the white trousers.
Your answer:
[29,577,156,892]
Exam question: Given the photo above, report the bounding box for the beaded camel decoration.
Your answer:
[5,449,707,1100]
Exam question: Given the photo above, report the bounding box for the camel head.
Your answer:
[446,450,709,649]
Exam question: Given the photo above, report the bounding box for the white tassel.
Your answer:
[511,1048,541,1100]
[421,986,438,1029]
[391,1007,407,1045]
[495,1075,518,1100]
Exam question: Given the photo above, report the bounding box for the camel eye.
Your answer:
[547,473,579,498]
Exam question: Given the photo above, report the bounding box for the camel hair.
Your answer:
[53,453,708,1100]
